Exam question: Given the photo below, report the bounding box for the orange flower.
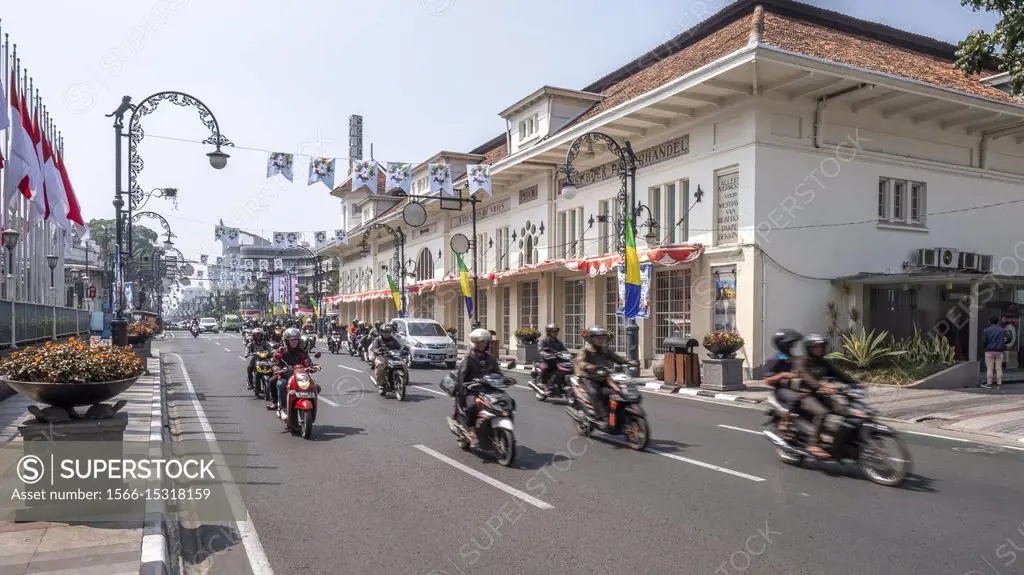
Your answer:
[33,356,41,362]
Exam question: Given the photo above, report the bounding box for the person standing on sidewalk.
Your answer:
[982,316,1010,389]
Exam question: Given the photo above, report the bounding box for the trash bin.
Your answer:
[663,336,700,387]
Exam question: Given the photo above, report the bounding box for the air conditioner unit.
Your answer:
[978,254,993,273]
[917,248,939,268]
[959,252,980,271]
[936,248,959,269]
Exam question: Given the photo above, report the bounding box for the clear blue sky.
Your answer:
[2,0,1000,260]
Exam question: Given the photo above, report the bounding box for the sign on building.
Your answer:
[714,169,740,245]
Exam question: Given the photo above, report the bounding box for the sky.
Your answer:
[2,0,1001,261]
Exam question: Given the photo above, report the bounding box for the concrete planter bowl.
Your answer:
[1,376,140,409]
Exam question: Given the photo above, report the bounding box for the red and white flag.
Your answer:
[38,129,68,229]
[0,69,8,169]
[2,71,41,221]
[55,148,87,239]
[27,104,49,223]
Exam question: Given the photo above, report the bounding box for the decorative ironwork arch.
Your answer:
[130,211,175,242]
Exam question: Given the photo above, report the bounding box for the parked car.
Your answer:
[221,314,241,332]
[198,317,220,333]
[390,318,458,369]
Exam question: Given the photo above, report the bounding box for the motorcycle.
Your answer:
[242,328,254,347]
[249,350,275,399]
[566,367,650,450]
[273,352,323,440]
[762,380,912,487]
[527,351,575,402]
[301,333,317,351]
[377,348,410,400]
[359,335,376,364]
[441,372,517,467]
[327,332,342,354]
[190,325,200,338]
[347,332,360,356]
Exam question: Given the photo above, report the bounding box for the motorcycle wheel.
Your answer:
[623,416,650,451]
[533,380,547,402]
[860,432,911,487]
[493,429,516,467]
[394,370,407,401]
[299,410,313,440]
[253,377,262,399]
[775,447,803,465]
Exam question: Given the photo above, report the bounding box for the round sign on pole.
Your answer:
[182,263,195,277]
[403,202,427,228]
[450,233,470,254]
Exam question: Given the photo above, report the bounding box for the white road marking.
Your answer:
[514,384,531,391]
[223,348,232,353]
[414,444,553,510]
[337,364,362,373]
[370,376,377,385]
[411,385,446,397]
[717,424,761,435]
[238,355,247,360]
[167,353,274,574]
[640,388,757,408]
[646,447,766,482]
[319,396,339,407]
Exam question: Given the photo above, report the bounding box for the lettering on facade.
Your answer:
[714,171,740,245]
[558,134,690,189]
[418,224,434,236]
[518,186,538,204]
[450,198,510,227]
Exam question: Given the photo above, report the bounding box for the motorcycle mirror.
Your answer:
[314,352,322,358]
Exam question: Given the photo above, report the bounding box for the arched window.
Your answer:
[416,248,434,282]
[524,235,535,266]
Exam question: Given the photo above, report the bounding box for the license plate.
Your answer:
[430,355,445,360]
[293,391,315,399]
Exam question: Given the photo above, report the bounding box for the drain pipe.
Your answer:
[979,121,1024,169]
[813,83,870,149]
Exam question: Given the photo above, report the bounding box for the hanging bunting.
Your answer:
[259,259,269,271]
[274,258,284,271]
[200,254,208,264]
[334,229,349,245]
[285,232,299,247]
[314,231,327,250]
[216,256,223,265]
[229,256,240,269]
[273,232,285,247]
[267,152,294,182]
[467,164,492,196]
[308,157,336,189]
[214,225,240,246]
[386,162,412,194]
[244,259,254,270]
[351,160,378,194]
[428,163,453,197]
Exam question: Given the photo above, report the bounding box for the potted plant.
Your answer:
[702,331,744,359]
[515,327,540,345]
[444,325,458,338]
[0,337,145,422]
[127,322,156,361]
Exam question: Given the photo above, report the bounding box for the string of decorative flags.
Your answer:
[264,152,493,197]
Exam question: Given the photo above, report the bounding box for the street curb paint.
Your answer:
[645,382,662,390]
[675,387,762,403]
[141,355,171,575]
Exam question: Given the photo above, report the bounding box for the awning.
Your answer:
[564,245,703,277]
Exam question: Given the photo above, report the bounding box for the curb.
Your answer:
[642,382,763,404]
[139,355,172,575]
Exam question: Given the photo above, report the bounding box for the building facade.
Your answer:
[318,0,1024,376]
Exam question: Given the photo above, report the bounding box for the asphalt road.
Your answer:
[160,331,1024,575]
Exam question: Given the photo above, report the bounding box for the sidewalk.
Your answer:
[0,355,166,575]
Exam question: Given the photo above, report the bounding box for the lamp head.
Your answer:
[207,150,229,170]
[2,230,20,250]
[560,182,577,200]
[46,254,58,270]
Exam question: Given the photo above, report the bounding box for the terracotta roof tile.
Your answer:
[332,169,387,195]
[482,142,507,165]
[760,11,1016,104]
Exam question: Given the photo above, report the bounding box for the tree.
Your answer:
[955,1,1024,95]
[87,218,159,258]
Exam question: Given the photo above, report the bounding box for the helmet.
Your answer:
[252,328,264,340]
[469,328,492,349]
[284,327,302,349]
[585,326,610,348]
[772,329,802,355]
[803,333,827,356]
[380,324,394,337]
[545,323,560,336]
[352,319,359,326]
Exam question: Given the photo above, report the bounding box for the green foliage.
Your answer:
[838,325,958,385]
[955,0,1024,95]
[892,325,957,371]
[826,328,906,369]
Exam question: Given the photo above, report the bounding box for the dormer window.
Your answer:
[519,114,538,142]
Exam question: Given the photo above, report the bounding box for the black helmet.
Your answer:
[585,326,609,347]
[545,323,560,336]
[803,333,827,356]
[380,324,394,336]
[772,329,802,355]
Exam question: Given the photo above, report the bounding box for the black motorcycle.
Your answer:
[761,381,912,487]
[190,325,200,338]
[327,332,342,354]
[441,372,517,467]
[347,333,360,356]
[249,350,275,400]
[527,351,575,402]
[358,334,375,364]
[378,348,410,401]
[566,367,649,450]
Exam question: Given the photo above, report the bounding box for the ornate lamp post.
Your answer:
[562,132,659,376]
[107,92,232,346]
[359,224,406,317]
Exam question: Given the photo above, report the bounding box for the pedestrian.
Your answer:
[982,316,1009,389]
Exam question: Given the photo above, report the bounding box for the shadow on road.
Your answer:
[512,445,567,470]
[806,461,938,493]
[311,424,366,441]
[645,438,692,454]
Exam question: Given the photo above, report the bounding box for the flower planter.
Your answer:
[3,375,140,414]
[703,342,743,359]
[517,336,538,346]
[516,342,539,364]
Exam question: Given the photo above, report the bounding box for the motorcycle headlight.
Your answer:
[296,374,312,390]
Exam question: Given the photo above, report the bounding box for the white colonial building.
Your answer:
[317,0,1024,378]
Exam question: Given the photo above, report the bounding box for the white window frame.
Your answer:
[518,114,538,142]
[563,279,586,350]
[649,180,688,245]
[878,177,927,227]
[557,207,584,259]
[598,200,611,254]
[496,226,511,271]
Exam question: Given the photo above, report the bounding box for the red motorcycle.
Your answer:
[274,352,323,440]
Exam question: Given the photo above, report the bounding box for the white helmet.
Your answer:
[469,328,492,344]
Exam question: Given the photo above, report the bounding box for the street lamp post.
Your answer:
[47,254,58,340]
[561,132,659,377]
[359,224,407,318]
[107,92,231,346]
[3,230,20,347]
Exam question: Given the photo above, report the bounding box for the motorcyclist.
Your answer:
[370,324,404,389]
[349,319,360,337]
[245,328,272,390]
[538,323,568,392]
[267,327,312,419]
[574,326,637,428]
[794,333,856,459]
[764,329,803,434]
[455,328,502,447]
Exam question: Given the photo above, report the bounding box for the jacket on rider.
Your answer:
[370,334,403,355]
[455,349,501,426]
[539,336,567,355]
[793,355,855,392]
[274,347,311,371]
[574,344,630,378]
